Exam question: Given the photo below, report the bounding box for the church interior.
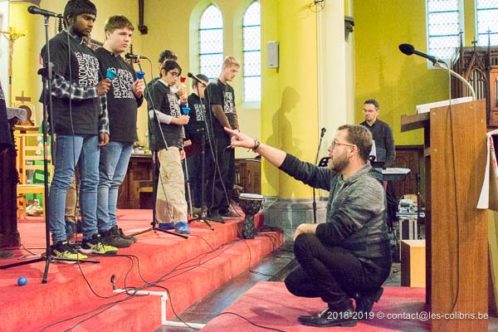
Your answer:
[0,0,498,331]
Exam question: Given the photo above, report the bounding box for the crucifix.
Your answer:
[0,27,26,107]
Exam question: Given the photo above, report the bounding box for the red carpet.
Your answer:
[203,282,429,331]
[0,209,283,331]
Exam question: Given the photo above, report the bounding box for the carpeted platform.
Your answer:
[202,282,429,331]
[0,209,283,331]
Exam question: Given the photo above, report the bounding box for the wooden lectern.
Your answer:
[401,100,488,331]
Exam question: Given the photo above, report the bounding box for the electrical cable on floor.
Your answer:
[42,229,283,330]
[216,312,287,332]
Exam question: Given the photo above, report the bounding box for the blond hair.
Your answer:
[223,56,240,69]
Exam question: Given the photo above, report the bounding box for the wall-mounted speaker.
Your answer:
[267,41,279,69]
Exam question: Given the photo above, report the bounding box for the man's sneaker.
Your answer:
[52,241,88,263]
[157,222,175,231]
[79,235,118,256]
[116,226,137,243]
[355,287,384,318]
[174,221,191,234]
[100,228,133,248]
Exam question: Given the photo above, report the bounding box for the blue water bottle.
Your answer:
[136,71,145,79]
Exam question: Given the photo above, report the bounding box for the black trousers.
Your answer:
[206,132,233,214]
[285,234,391,308]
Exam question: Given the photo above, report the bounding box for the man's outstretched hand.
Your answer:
[224,127,256,149]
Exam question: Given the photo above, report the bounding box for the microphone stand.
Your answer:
[128,60,187,239]
[312,128,326,224]
[434,62,477,100]
[189,80,222,226]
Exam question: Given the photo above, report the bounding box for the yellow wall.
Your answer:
[354,0,451,145]
[8,2,39,119]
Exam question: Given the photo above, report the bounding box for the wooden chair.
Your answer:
[14,129,52,219]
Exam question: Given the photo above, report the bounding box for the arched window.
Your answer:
[199,5,224,79]
[426,0,463,62]
[242,1,261,102]
[476,0,498,46]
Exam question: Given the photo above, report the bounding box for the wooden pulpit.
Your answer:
[401,100,488,331]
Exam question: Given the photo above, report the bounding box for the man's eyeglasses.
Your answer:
[331,140,356,149]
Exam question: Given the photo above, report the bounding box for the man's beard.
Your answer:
[331,156,349,173]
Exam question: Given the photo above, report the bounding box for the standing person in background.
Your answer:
[184,74,209,215]
[359,99,395,167]
[205,56,240,219]
[360,99,397,230]
[95,15,144,248]
[148,50,178,87]
[145,60,190,234]
[41,0,118,259]
[0,80,14,259]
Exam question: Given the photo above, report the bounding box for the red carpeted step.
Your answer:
[203,282,429,332]
[0,209,279,331]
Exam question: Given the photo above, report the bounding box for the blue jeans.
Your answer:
[97,141,133,232]
[49,135,100,243]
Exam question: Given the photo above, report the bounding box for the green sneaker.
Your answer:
[79,235,118,256]
[52,241,88,263]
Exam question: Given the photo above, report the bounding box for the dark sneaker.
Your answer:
[100,228,133,248]
[355,287,383,318]
[174,221,191,234]
[52,241,88,263]
[219,209,240,218]
[0,249,13,259]
[116,226,137,243]
[157,222,175,231]
[79,235,118,256]
[298,305,357,327]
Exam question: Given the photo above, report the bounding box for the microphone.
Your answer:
[28,6,62,18]
[187,72,207,87]
[320,127,326,138]
[125,53,148,60]
[398,43,445,65]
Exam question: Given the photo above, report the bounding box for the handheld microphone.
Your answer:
[28,6,62,18]
[187,72,207,87]
[125,53,148,60]
[398,43,445,65]
[320,127,326,138]
[106,68,117,80]
[136,71,145,79]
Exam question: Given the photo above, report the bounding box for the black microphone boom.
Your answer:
[398,43,445,65]
[188,72,207,87]
[125,53,148,60]
[28,6,62,18]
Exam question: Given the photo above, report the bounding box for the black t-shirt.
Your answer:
[145,79,183,150]
[185,93,207,144]
[41,31,100,135]
[0,82,12,146]
[95,48,143,143]
[206,79,237,135]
